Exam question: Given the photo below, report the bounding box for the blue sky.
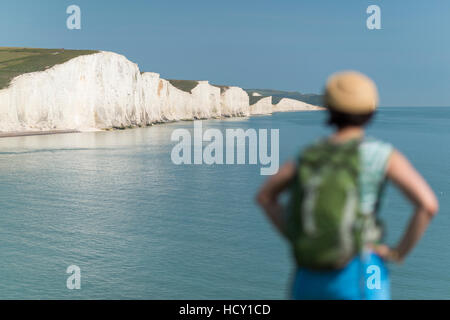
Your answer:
[1,0,449,106]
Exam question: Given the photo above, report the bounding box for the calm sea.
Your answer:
[0,107,448,299]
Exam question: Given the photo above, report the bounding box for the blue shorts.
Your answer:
[291,252,391,300]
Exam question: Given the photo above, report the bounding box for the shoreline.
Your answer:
[0,129,80,138]
[0,109,325,139]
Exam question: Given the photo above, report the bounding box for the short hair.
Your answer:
[326,108,375,129]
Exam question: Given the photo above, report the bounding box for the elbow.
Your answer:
[427,200,439,217]
[422,197,439,217]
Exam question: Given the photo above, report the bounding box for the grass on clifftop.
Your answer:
[212,84,230,94]
[168,79,199,93]
[0,47,98,89]
[249,95,267,105]
[169,79,231,94]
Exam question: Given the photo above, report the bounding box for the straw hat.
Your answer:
[324,71,378,114]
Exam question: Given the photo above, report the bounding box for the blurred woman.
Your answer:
[257,71,438,300]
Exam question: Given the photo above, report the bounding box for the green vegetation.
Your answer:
[249,95,267,105]
[212,84,230,94]
[0,47,98,89]
[168,79,199,93]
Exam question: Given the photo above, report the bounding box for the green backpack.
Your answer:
[286,139,368,270]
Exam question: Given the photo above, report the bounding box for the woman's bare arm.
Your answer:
[256,161,297,237]
[373,150,439,262]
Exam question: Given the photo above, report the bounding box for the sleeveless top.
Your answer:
[359,137,393,214]
[358,137,393,243]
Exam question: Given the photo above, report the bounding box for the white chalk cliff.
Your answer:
[0,51,321,132]
[274,98,322,112]
[249,96,274,115]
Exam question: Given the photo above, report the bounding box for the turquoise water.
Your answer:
[0,107,448,299]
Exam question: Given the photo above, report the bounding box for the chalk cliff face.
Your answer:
[0,52,144,131]
[140,75,249,122]
[273,98,324,112]
[249,97,274,115]
[0,51,319,132]
[249,97,324,115]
